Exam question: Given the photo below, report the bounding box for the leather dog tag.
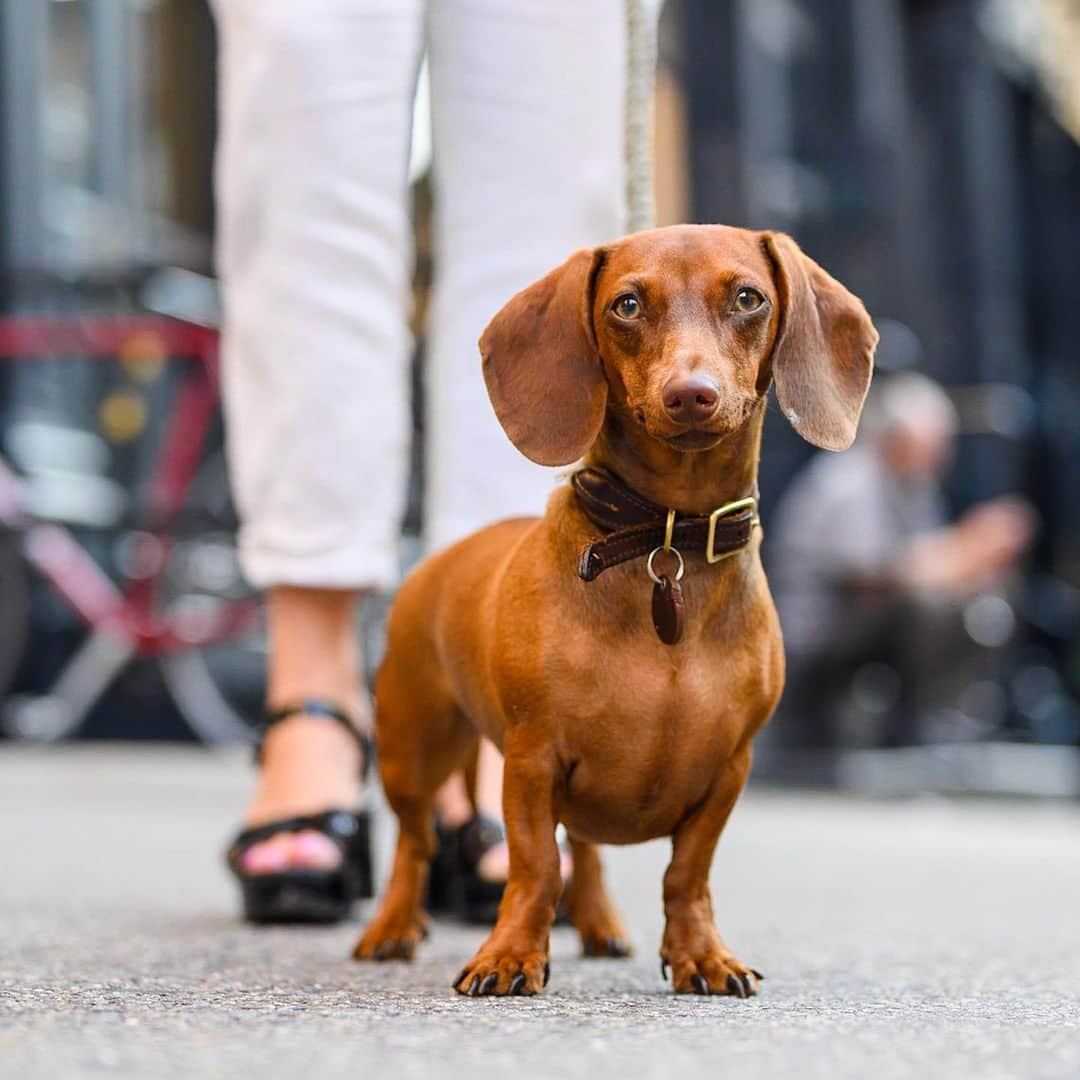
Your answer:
[651,575,684,645]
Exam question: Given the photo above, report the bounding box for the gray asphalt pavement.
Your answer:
[3,744,1078,1079]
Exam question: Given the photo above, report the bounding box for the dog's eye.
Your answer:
[613,294,641,320]
[734,288,764,313]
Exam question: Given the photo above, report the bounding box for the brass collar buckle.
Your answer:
[705,496,760,564]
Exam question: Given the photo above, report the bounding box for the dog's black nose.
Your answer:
[662,376,720,425]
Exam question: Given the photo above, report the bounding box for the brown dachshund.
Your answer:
[353,224,877,996]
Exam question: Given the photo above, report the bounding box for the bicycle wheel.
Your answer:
[155,440,266,744]
[159,527,266,745]
[0,530,30,709]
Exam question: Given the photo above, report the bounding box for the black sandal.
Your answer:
[456,813,510,925]
[426,812,507,925]
[427,814,577,925]
[225,701,375,925]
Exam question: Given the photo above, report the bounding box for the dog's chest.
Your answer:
[550,638,764,843]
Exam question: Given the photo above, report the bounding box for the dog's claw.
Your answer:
[508,973,527,996]
[543,963,551,987]
[691,973,710,995]
[726,974,747,999]
[466,975,481,997]
[453,967,469,990]
[660,959,669,982]
[739,973,755,997]
[750,968,765,981]
[479,973,498,996]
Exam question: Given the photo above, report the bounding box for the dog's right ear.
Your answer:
[480,248,608,467]
[762,232,877,451]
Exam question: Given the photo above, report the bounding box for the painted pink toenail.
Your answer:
[290,831,342,870]
[243,842,289,874]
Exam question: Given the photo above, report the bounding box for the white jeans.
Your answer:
[214,0,628,589]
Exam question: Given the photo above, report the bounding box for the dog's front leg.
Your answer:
[453,728,560,997]
[660,748,761,997]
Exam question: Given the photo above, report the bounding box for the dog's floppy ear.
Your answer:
[480,248,608,466]
[762,232,877,451]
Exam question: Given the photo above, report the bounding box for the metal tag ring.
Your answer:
[647,545,685,585]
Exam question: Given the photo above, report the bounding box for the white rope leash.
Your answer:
[625,0,660,233]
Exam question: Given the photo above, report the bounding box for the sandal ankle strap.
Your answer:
[456,812,507,868]
[255,699,375,779]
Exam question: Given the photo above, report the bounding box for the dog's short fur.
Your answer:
[353,225,877,996]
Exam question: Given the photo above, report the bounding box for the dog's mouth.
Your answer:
[631,406,727,452]
[659,429,726,452]
[633,394,765,452]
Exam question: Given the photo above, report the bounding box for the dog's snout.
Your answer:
[662,375,720,425]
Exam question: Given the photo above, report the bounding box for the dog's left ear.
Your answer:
[762,232,878,451]
[480,248,608,467]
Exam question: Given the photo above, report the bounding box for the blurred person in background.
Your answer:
[769,372,1036,751]
[213,1,630,923]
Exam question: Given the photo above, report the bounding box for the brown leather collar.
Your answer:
[571,467,759,582]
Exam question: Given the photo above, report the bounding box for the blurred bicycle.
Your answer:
[0,290,266,744]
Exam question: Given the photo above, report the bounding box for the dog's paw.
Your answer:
[566,894,632,959]
[352,910,428,962]
[660,948,763,998]
[571,904,633,960]
[452,948,550,997]
[581,934,633,959]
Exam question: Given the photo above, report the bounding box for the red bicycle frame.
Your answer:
[0,315,259,658]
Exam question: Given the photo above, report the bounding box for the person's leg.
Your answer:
[424,0,628,549]
[425,0,629,876]
[891,588,1009,744]
[214,0,423,870]
[240,587,365,872]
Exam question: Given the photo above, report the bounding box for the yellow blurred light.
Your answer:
[100,391,148,443]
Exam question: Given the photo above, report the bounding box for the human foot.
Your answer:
[474,838,573,884]
[240,711,364,875]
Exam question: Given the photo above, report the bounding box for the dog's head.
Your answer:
[480,225,878,465]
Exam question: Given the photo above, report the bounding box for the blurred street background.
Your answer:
[0,0,1077,790]
[1,1,1080,1075]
